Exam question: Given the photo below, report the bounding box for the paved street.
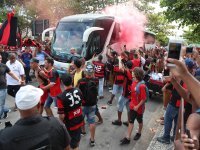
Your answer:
[0,81,165,150]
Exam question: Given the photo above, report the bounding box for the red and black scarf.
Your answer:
[0,12,18,46]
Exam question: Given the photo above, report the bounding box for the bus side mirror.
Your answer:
[42,27,56,41]
[82,27,104,43]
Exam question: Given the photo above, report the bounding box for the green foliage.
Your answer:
[160,0,200,26]
[147,13,175,45]
[160,0,200,42]
[77,0,129,13]
[183,25,200,44]
[134,0,175,46]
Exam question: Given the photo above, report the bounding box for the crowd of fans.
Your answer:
[0,39,199,150]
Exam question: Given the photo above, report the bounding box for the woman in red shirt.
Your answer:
[120,67,147,145]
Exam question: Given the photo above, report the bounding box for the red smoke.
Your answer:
[103,5,146,51]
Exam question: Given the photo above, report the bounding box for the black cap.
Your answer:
[30,58,39,63]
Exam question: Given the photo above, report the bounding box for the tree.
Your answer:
[183,25,200,44]
[160,0,200,41]
[133,0,175,45]
[147,13,175,45]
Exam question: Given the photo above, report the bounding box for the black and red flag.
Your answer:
[0,12,18,46]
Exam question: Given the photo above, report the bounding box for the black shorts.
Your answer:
[68,127,81,149]
[129,110,143,124]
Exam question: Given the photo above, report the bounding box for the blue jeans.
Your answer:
[82,106,96,124]
[112,84,123,95]
[0,89,9,119]
[163,104,179,139]
[98,78,104,97]
[44,95,57,108]
[118,95,130,112]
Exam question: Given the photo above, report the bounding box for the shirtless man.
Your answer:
[30,58,49,114]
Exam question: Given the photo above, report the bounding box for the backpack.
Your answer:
[135,80,149,102]
[84,79,98,106]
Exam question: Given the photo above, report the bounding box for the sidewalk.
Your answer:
[146,110,174,150]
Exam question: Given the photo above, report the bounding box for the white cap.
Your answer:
[16,85,44,110]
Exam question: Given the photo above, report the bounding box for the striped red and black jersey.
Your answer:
[93,61,105,78]
[167,81,187,108]
[57,88,84,131]
[113,66,125,85]
[47,69,62,97]
[122,69,133,99]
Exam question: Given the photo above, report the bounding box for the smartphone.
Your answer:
[167,42,182,67]
[163,68,170,77]
[186,47,193,53]
[185,128,191,138]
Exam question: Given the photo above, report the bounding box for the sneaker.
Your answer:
[81,131,86,136]
[99,96,104,99]
[3,112,8,119]
[170,136,174,142]
[90,139,95,147]
[160,120,164,125]
[96,120,103,125]
[107,101,112,106]
[120,137,130,145]
[157,136,170,144]
[133,133,141,140]
[112,120,122,126]
[123,121,129,127]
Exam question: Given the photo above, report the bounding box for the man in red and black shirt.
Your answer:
[107,58,124,105]
[112,60,133,126]
[58,73,84,150]
[93,55,105,99]
[30,58,49,114]
[131,53,141,69]
[157,79,187,144]
[120,67,147,145]
[42,58,62,116]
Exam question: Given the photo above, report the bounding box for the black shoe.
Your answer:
[107,101,112,106]
[81,131,86,136]
[157,136,170,144]
[112,120,122,126]
[123,121,129,127]
[120,137,130,145]
[170,136,174,142]
[90,139,95,147]
[99,96,104,99]
[133,133,141,140]
[3,112,8,119]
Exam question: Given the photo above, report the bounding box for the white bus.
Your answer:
[42,14,120,72]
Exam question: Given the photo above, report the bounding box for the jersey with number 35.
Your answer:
[57,88,84,131]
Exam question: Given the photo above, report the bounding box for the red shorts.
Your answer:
[39,85,48,105]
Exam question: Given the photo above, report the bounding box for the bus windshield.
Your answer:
[52,21,93,56]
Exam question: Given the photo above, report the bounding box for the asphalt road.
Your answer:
[0,81,163,150]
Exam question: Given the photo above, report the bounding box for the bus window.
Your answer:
[85,32,101,60]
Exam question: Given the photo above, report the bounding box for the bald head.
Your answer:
[9,53,17,63]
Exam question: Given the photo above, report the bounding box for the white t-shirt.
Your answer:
[6,60,25,85]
